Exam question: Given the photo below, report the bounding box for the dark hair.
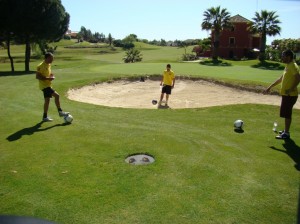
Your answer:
[282,49,295,59]
[166,64,171,68]
[44,52,54,59]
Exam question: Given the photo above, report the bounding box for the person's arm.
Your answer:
[160,75,163,86]
[36,72,54,81]
[172,77,175,88]
[263,75,283,94]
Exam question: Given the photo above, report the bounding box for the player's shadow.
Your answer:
[6,121,68,142]
[157,104,170,109]
[270,139,300,222]
[270,138,300,171]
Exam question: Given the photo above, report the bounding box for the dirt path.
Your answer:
[67,79,300,109]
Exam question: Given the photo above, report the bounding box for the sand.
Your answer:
[67,79,300,109]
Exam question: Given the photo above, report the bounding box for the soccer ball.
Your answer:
[234,119,243,129]
[64,114,73,123]
[152,100,158,105]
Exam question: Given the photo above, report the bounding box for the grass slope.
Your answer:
[0,41,299,224]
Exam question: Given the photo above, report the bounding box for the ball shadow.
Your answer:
[234,128,244,133]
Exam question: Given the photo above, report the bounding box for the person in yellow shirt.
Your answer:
[36,52,69,122]
[264,49,300,139]
[159,64,175,107]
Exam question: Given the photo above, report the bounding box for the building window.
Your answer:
[229,37,235,45]
[231,26,235,32]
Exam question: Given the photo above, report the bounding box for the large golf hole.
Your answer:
[125,153,155,165]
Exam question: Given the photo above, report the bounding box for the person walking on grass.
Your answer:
[159,64,175,106]
[36,52,69,122]
[264,49,300,139]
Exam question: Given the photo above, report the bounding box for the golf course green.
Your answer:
[0,40,299,224]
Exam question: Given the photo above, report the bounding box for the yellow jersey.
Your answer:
[37,61,52,90]
[163,70,175,86]
[280,61,300,96]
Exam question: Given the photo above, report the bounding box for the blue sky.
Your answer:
[61,0,300,44]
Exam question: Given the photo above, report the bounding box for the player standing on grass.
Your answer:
[264,49,300,139]
[159,64,175,106]
[36,52,69,122]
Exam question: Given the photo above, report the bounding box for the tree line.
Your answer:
[267,38,300,64]
[73,27,203,49]
[1,2,298,70]
[0,0,70,72]
[71,6,287,63]
[71,26,113,46]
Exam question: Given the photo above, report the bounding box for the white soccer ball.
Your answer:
[64,114,73,123]
[234,119,243,129]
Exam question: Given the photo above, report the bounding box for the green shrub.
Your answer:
[182,53,198,61]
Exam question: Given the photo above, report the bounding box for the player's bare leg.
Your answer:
[166,94,169,106]
[43,98,52,122]
[52,91,69,117]
[285,118,292,133]
[159,93,164,105]
[52,91,61,109]
[44,98,50,114]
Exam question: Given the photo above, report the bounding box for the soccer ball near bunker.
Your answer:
[64,114,73,123]
[234,119,243,130]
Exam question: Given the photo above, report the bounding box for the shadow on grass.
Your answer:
[199,59,232,66]
[0,71,35,77]
[298,186,300,224]
[270,138,300,171]
[251,61,284,70]
[270,138,300,222]
[234,128,244,133]
[6,121,69,142]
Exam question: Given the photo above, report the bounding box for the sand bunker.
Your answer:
[67,79,300,109]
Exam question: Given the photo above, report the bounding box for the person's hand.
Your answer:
[48,75,55,81]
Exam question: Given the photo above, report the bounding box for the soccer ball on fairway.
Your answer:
[234,119,243,129]
[64,114,73,123]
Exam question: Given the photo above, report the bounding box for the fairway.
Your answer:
[0,41,300,224]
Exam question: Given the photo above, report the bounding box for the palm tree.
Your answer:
[201,6,232,60]
[249,10,281,61]
[123,48,143,63]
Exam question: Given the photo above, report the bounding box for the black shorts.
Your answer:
[280,96,298,119]
[42,87,55,98]
[162,85,172,95]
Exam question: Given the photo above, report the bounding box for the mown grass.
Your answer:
[0,40,299,224]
